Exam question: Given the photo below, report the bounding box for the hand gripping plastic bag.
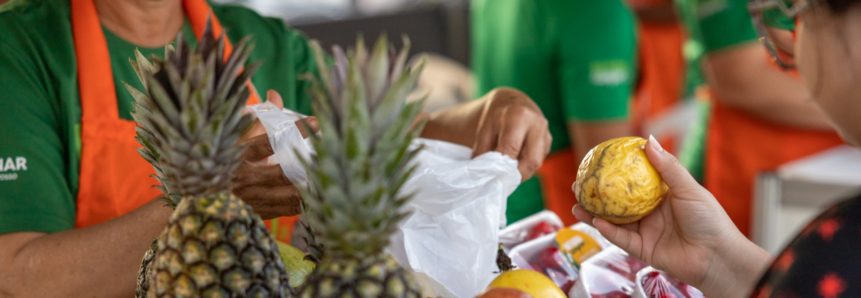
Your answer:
[250,103,522,297]
[249,102,314,189]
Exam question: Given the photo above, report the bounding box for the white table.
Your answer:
[752,145,861,254]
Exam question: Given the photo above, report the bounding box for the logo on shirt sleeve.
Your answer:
[0,156,27,181]
[589,61,631,86]
[696,0,728,19]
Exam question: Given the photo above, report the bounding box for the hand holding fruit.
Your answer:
[231,90,320,219]
[572,136,772,298]
[525,221,560,241]
[574,137,666,224]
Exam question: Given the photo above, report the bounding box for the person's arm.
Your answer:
[569,122,632,164]
[693,0,833,130]
[0,201,172,298]
[0,26,179,297]
[703,44,834,130]
[560,0,636,163]
[421,87,552,181]
[573,137,773,298]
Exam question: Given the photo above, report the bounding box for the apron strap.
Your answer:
[71,0,118,121]
[183,0,262,105]
[72,0,261,124]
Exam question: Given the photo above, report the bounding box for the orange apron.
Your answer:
[705,94,842,237]
[704,36,843,237]
[537,2,685,226]
[631,18,685,155]
[71,0,298,241]
[536,150,580,225]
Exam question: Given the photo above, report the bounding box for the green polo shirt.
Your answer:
[674,0,758,181]
[471,0,637,223]
[0,0,317,235]
[676,0,759,97]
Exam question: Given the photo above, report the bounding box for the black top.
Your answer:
[751,193,861,298]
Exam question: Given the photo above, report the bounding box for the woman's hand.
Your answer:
[573,136,773,298]
[421,87,551,181]
[233,90,319,219]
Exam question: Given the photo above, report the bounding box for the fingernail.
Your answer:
[592,217,597,226]
[649,134,664,152]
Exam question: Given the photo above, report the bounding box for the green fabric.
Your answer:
[694,0,759,52]
[762,3,796,30]
[0,0,318,235]
[678,100,711,182]
[674,0,758,181]
[471,0,636,223]
[505,177,546,224]
[105,23,198,122]
[675,0,759,98]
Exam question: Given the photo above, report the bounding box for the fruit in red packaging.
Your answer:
[643,271,679,298]
[525,221,560,241]
[537,247,563,271]
[559,279,575,294]
[476,288,534,298]
[677,283,705,298]
[608,262,636,281]
[542,266,576,294]
[590,291,631,298]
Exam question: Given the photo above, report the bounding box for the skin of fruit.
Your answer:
[525,221,558,241]
[487,269,566,298]
[574,137,667,224]
[536,247,562,271]
[476,288,534,298]
[275,240,316,289]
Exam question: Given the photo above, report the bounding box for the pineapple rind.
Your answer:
[299,255,421,298]
[136,239,158,298]
[152,193,290,297]
[129,19,294,297]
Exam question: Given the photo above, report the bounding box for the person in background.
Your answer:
[674,0,843,237]
[0,0,551,296]
[471,0,637,225]
[627,0,687,156]
[575,1,861,295]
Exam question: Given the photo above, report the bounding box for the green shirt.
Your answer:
[674,0,758,181]
[0,0,318,235]
[471,0,637,223]
[676,0,759,97]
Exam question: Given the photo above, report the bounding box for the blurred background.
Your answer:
[214,0,474,112]
[208,0,861,255]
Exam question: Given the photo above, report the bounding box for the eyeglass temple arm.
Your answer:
[748,0,810,16]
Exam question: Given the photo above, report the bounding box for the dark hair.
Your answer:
[825,0,861,13]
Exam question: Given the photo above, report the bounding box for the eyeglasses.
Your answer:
[748,0,815,70]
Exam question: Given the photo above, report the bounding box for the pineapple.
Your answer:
[127,19,293,297]
[297,35,425,297]
[136,239,158,298]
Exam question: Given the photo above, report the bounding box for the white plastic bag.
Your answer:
[251,105,522,298]
[250,102,314,188]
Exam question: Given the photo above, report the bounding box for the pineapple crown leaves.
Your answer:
[298,34,427,259]
[126,17,258,207]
